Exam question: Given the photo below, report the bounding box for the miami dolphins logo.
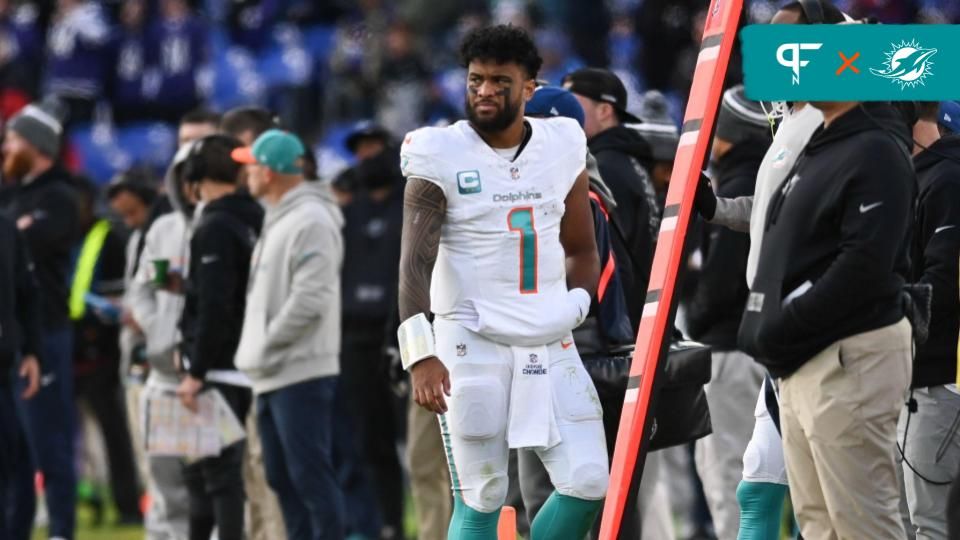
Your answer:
[870,39,937,90]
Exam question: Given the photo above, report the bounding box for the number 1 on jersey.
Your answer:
[507,207,538,294]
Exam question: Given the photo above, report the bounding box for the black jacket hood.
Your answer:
[588,125,655,163]
[806,103,912,156]
[202,191,263,232]
[915,134,960,180]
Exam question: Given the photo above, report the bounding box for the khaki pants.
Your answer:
[780,318,912,540]
[406,398,451,540]
[244,396,286,540]
[694,350,765,540]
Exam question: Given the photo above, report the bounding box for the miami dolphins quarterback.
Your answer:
[397,24,609,539]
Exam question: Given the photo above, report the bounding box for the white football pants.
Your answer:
[434,318,609,513]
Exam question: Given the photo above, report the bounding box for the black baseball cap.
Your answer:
[345,120,391,154]
[562,68,641,123]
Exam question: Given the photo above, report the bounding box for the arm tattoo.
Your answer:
[399,177,446,322]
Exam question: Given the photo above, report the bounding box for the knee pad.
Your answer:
[444,375,509,513]
[741,415,788,485]
[563,462,609,501]
[460,468,508,514]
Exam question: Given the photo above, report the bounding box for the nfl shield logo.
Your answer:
[510,166,520,180]
[456,343,467,357]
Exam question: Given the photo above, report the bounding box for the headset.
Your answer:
[181,134,242,184]
[798,0,825,23]
[798,0,872,24]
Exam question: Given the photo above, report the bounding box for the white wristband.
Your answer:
[397,313,436,371]
[568,288,591,328]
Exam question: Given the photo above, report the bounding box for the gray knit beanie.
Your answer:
[7,97,67,158]
[715,85,769,147]
[632,90,680,163]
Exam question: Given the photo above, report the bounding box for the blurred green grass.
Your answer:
[31,490,421,540]
[31,504,142,540]
[30,489,797,539]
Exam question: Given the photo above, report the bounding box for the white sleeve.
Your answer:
[400,128,447,196]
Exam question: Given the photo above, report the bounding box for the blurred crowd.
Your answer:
[1,1,960,540]
[1,0,958,186]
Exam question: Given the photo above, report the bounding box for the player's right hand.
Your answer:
[411,357,451,414]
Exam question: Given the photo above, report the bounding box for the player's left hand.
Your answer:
[177,375,204,413]
[411,357,451,414]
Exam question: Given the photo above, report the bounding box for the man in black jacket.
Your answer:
[738,101,914,538]
[175,134,264,540]
[70,177,142,523]
[338,126,406,539]
[563,68,660,328]
[684,85,770,539]
[0,214,42,538]
[0,98,80,540]
[897,101,960,538]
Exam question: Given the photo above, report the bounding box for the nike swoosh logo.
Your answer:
[935,225,956,234]
[40,374,56,387]
[201,255,219,264]
[561,338,574,350]
[859,202,884,214]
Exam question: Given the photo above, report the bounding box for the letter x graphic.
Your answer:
[836,51,860,75]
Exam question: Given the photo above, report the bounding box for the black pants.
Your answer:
[340,339,404,537]
[75,365,142,519]
[182,383,251,540]
[0,378,31,540]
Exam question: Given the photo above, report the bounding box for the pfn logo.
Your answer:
[777,43,823,85]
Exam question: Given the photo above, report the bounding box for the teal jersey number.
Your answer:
[507,207,538,294]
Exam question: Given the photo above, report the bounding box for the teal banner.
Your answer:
[741,25,960,101]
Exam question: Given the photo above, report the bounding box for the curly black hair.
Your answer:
[459,24,543,80]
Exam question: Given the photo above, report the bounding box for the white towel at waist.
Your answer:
[506,344,561,450]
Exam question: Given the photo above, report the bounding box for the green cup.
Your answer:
[152,259,170,286]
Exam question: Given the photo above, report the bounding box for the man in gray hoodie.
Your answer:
[233,129,346,538]
[126,111,219,539]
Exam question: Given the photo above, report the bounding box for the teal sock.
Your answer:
[448,496,501,540]
[736,480,788,540]
[529,491,603,540]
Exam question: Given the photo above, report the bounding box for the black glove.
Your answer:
[694,172,717,220]
[901,283,933,345]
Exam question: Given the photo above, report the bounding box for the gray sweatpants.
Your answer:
[136,374,190,540]
[897,385,960,540]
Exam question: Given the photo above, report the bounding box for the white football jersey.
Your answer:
[401,117,587,346]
